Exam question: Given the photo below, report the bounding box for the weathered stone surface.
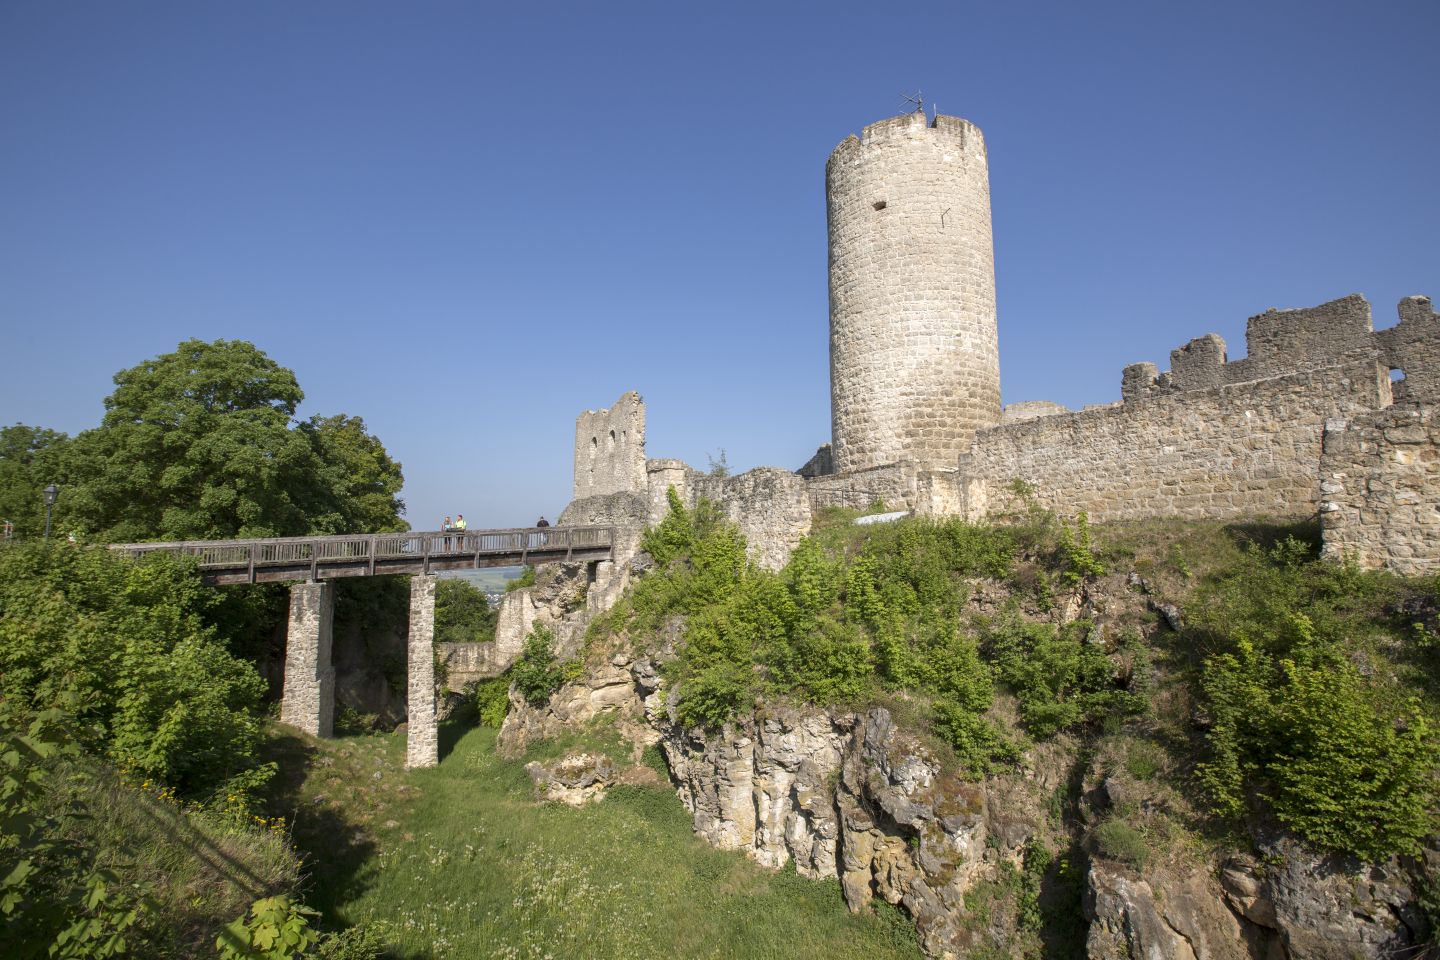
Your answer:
[963,357,1392,524]
[1219,835,1430,960]
[1320,404,1440,575]
[1085,860,1251,960]
[525,753,617,806]
[405,575,438,769]
[280,580,334,738]
[1002,400,1069,423]
[573,391,646,501]
[828,110,1000,474]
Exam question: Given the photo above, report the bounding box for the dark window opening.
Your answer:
[873,200,887,211]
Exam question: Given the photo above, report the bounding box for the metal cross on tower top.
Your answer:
[902,90,924,114]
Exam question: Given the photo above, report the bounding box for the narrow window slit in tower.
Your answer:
[873,200,887,211]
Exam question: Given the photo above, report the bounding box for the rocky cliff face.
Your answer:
[496,560,1436,960]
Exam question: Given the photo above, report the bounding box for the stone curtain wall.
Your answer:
[573,391,647,500]
[1320,406,1440,575]
[963,359,1392,523]
[805,462,918,512]
[827,111,1000,474]
[640,459,812,572]
[1123,295,1439,404]
[690,468,813,572]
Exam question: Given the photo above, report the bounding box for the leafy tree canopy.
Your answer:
[14,339,407,542]
[0,425,72,538]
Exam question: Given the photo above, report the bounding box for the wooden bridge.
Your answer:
[110,523,620,772]
[111,525,616,585]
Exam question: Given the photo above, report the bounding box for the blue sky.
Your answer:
[2,1,1436,530]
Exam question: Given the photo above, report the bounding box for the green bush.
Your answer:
[0,544,271,805]
[215,896,318,959]
[1187,536,1439,861]
[1198,629,1437,860]
[510,625,580,706]
[472,675,511,728]
[1093,819,1148,868]
[984,615,1146,738]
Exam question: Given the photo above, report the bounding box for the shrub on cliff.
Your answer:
[1198,625,1436,860]
[984,615,1149,738]
[1191,538,1439,860]
[636,496,1024,771]
[511,625,581,705]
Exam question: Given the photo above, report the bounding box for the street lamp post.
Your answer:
[43,484,59,541]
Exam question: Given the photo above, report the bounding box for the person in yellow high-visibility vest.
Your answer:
[454,514,467,551]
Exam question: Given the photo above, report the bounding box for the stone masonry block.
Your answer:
[280,581,335,738]
[406,575,439,769]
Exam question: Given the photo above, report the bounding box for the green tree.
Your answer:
[298,414,406,535]
[0,425,74,539]
[435,578,498,644]
[65,340,319,541]
[0,543,270,803]
[61,339,406,543]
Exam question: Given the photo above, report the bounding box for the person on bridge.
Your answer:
[535,516,549,528]
[454,514,467,547]
[442,515,453,550]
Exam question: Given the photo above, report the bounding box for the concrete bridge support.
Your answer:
[280,581,335,738]
[406,575,439,769]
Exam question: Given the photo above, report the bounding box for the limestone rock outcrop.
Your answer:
[525,752,618,807]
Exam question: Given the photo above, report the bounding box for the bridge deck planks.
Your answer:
[109,526,615,585]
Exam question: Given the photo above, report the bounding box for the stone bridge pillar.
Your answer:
[406,575,439,769]
[280,581,335,738]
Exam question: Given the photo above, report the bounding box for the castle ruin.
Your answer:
[560,109,1440,577]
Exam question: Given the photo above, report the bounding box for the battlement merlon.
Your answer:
[826,111,987,172]
[1120,295,1438,403]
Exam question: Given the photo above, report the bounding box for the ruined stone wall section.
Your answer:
[828,111,1000,474]
[805,462,918,512]
[964,359,1392,523]
[1121,295,1436,404]
[1320,406,1440,575]
[573,391,646,500]
[690,468,813,572]
[1002,401,1069,423]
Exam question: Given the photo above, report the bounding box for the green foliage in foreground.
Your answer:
[274,724,921,960]
[0,544,271,804]
[216,897,320,960]
[1190,536,1439,860]
[2,701,302,960]
[1,704,148,959]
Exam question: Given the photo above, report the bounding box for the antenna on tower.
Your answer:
[902,90,924,114]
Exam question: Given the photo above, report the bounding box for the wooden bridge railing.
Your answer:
[111,525,615,583]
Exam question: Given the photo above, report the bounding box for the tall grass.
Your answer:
[268,724,920,960]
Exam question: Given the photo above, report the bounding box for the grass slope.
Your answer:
[264,723,920,960]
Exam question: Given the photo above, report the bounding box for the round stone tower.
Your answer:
[827,110,1000,473]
